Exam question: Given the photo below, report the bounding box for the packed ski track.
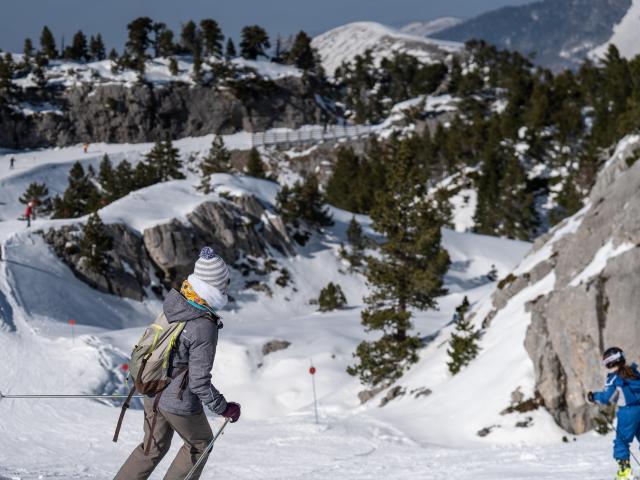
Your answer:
[0,137,629,479]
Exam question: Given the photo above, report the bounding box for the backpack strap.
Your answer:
[112,385,137,443]
[113,357,148,443]
[144,391,164,456]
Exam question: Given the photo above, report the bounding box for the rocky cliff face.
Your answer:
[484,135,640,434]
[1,77,331,149]
[43,193,294,301]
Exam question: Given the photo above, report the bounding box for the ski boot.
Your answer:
[617,459,633,480]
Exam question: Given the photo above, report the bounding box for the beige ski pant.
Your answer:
[114,398,213,480]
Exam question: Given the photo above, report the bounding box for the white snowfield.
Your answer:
[0,139,623,479]
[311,21,462,77]
[590,0,640,61]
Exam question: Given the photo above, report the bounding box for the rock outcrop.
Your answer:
[488,135,640,434]
[144,196,293,289]
[1,77,332,149]
[43,194,294,300]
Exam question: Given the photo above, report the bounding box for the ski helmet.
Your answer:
[603,347,625,369]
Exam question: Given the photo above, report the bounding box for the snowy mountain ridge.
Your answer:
[434,0,636,70]
[311,21,462,76]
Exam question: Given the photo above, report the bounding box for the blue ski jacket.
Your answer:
[593,364,640,407]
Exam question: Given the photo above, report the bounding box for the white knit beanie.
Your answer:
[188,246,230,311]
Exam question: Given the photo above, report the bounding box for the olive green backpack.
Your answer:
[113,311,187,455]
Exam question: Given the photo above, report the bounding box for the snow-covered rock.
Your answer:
[483,134,640,434]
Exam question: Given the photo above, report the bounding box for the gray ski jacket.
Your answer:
[154,289,228,416]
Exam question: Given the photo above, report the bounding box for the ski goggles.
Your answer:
[603,351,624,368]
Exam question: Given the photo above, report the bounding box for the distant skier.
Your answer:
[588,347,640,480]
[83,142,89,153]
[114,246,240,480]
[10,157,15,169]
[24,201,33,228]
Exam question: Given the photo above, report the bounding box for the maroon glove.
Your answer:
[223,402,241,423]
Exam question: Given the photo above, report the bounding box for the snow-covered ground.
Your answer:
[0,138,628,479]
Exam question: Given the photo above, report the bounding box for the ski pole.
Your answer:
[0,391,143,400]
[184,418,230,480]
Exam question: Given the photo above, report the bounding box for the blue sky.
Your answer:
[0,0,534,53]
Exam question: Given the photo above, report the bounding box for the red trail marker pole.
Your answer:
[68,319,76,343]
[309,363,318,424]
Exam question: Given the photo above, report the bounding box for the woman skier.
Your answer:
[114,246,241,480]
[588,347,640,480]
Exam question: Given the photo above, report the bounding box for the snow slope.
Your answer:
[0,138,625,478]
[400,17,464,37]
[312,22,462,76]
[590,0,640,60]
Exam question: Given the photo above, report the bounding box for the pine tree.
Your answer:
[287,31,317,71]
[156,29,175,57]
[347,216,366,251]
[19,182,52,215]
[80,213,113,273]
[168,57,179,76]
[325,147,363,212]
[318,282,347,312]
[180,21,201,56]
[125,16,153,74]
[200,135,231,191]
[114,159,136,197]
[0,54,17,103]
[33,52,48,89]
[341,216,366,269]
[150,22,168,58]
[40,26,58,59]
[108,48,119,62]
[272,36,289,64]
[246,148,266,178]
[275,175,333,228]
[192,49,203,83]
[23,38,34,60]
[200,19,224,57]
[347,139,450,387]
[144,137,184,182]
[64,30,88,61]
[496,152,537,240]
[473,120,505,236]
[52,162,100,218]
[89,34,106,61]
[225,38,237,60]
[240,25,270,60]
[98,154,116,202]
[447,296,480,375]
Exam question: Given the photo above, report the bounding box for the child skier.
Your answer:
[588,347,640,480]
